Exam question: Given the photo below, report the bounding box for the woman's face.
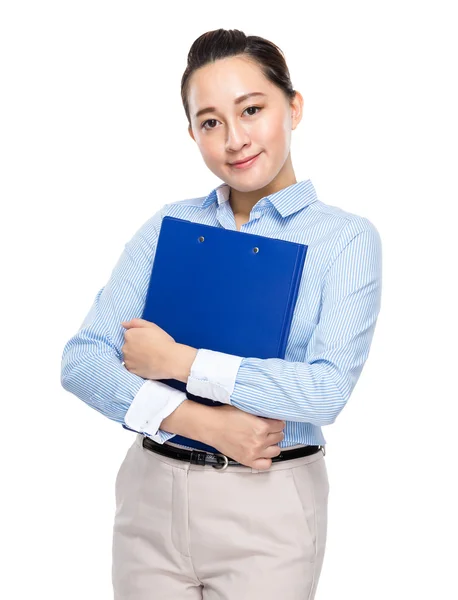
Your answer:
[187,55,303,192]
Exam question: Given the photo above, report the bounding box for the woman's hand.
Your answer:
[208,405,286,470]
[121,318,176,380]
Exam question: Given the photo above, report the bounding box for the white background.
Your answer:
[1,1,457,598]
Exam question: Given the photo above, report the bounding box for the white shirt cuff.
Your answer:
[186,348,244,404]
[124,379,187,444]
[149,429,177,444]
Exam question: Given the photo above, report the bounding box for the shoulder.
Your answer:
[311,198,381,245]
[128,194,208,243]
[308,199,382,274]
[163,194,208,215]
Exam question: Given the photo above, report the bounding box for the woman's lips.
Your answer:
[229,152,262,170]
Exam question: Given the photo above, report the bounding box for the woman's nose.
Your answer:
[225,121,251,152]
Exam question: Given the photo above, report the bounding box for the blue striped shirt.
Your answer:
[61,179,382,448]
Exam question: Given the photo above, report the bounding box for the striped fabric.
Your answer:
[61,179,382,447]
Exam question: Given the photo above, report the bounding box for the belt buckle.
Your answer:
[320,445,326,456]
[211,453,229,470]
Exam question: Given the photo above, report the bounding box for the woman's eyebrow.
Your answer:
[194,92,267,119]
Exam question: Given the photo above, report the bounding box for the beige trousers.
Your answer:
[112,433,329,599]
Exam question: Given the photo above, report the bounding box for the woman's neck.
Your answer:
[228,155,296,217]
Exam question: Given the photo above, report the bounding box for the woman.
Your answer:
[61,28,382,599]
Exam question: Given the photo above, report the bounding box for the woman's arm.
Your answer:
[182,223,383,426]
[159,399,216,443]
[160,399,286,470]
[60,206,186,443]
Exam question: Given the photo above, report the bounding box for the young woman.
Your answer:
[61,28,382,600]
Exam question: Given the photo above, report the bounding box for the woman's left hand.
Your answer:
[121,318,176,380]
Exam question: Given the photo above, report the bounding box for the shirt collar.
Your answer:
[199,179,318,218]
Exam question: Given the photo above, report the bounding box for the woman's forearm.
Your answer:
[160,399,219,446]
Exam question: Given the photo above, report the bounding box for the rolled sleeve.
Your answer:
[124,379,187,443]
[186,348,244,404]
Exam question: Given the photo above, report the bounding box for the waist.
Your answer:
[143,436,324,470]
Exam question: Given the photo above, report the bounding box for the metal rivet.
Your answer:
[198,236,205,242]
[253,247,259,253]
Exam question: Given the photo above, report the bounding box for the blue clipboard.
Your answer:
[125,216,308,452]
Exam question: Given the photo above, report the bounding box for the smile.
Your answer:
[229,152,262,170]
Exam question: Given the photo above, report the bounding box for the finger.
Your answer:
[121,318,152,328]
[261,444,282,459]
[251,457,273,471]
[266,431,285,444]
[266,419,287,433]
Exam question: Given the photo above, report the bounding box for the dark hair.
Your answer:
[181,28,296,126]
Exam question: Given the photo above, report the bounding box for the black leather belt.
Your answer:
[142,436,324,470]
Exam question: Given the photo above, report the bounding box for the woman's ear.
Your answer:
[188,124,196,142]
[290,90,304,131]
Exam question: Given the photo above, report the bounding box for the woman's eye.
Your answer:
[244,106,261,116]
[201,119,218,130]
[201,106,262,130]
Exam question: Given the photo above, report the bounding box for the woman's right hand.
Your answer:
[208,405,286,470]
